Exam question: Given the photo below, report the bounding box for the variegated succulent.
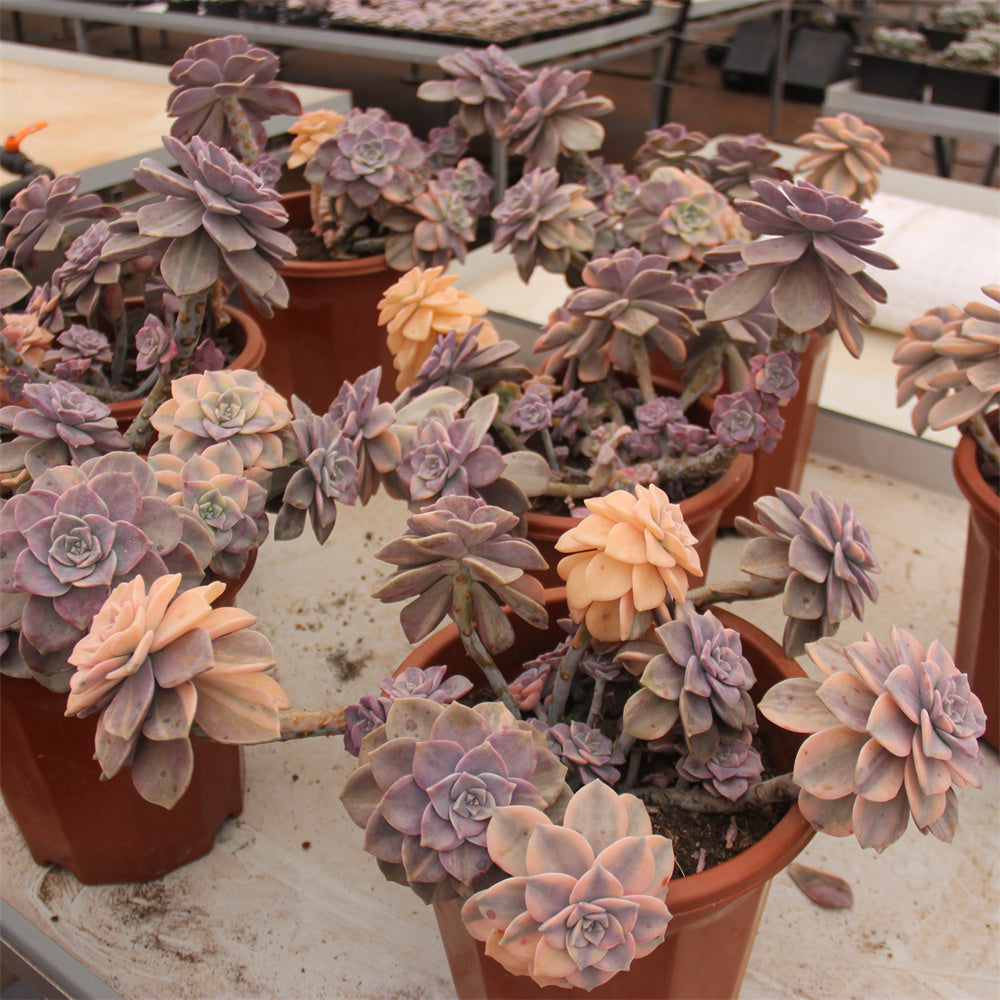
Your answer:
[735,488,880,657]
[704,179,897,358]
[65,572,287,808]
[167,34,303,164]
[0,451,213,689]
[794,113,890,204]
[340,697,569,902]
[461,780,673,990]
[759,629,986,851]
[556,484,702,642]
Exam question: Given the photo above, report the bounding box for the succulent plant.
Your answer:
[328,367,401,503]
[417,44,531,137]
[65,572,286,807]
[499,66,613,171]
[621,603,757,763]
[794,113,891,204]
[372,493,547,651]
[702,134,791,199]
[149,368,295,471]
[622,167,745,267]
[759,629,986,851]
[675,728,764,801]
[2,173,116,272]
[405,328,528,401]
[534,249,698,387]
[704,179,897,358]
[377,266,497,392]
[149,440,269,578]
[939,37,998,65]
[424,121,470,171]
[135,314,179,375]
[434,157,493,218]
[0,380,127,474]
[893,285,1000,434]
[43,323,113,372]
[460,779,673,990]
[0,451,213,688]
[382,179,477,272]
[556,484,703,642]
[50,221,123,321]
[633,122,709,178]
[491,169,601,283]
[274,396,358,544]
[303,107,426,226]
[534,719,626,785]
[735,488,880,657]
[340,697,568,902]
[343,692,390,758]
[167,34,303,163]
[286,109,346,169]
[710,388,784,455]
[104,135,295,317]
[868,25,929,57]
[1,311,55,375]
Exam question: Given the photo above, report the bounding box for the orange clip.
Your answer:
[4,121,48,153]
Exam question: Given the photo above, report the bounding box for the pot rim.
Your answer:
[278,189,391,278]
[399,587,814,921]
[526,448,755,536]
[952,411,1000,528]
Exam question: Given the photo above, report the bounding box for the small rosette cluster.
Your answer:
[759,629,986,851]
[556,484,702,642]
[461,779,673,991]
[65,572,287,808]
[340,698,569,903]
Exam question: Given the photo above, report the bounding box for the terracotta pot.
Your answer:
[952,418,999,749]
[398,593,813,1000]
[242,190,397,413]
[527,449,753,589]
[0,564,256,885]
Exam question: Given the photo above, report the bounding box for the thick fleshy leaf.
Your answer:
[852,787,910,852]
[192,672,281,743]
[486,806,553,876]
[787,863,853,908]
[793,726,867,799]
[758,677,835,733]
[130,736,194,809]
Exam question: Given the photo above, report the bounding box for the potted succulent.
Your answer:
[892,284,999,749]
[417,47,897,524]
[0,71,308,882]
[854,25,929,99]
[926,37,1000,110]
[335,474,987,998]
[161,34,495,413]
[923,0,991,49]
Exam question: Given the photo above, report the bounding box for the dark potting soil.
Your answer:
[648,801,787,879]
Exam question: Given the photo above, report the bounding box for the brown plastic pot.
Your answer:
[0,678,244,885]
[952,418,999,749]
[242,190,397,413]
[0,559,256,885]
[398,593,813,1000]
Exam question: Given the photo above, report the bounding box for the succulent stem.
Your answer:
[621,743,643,791]
[124,289,209,451]
[640,441,736,487]
[630,337,656,404]
[586,674,609,728]
[677,332,725,411]
[277,708,347,740]
[966,411,1000,470]
[0,339,56,385]
[452,572,520,717]
[540,427,561,472]
[633,773,800,813]
[220,96,261,165]
[546,621,590,725]
[687,575,785,608]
